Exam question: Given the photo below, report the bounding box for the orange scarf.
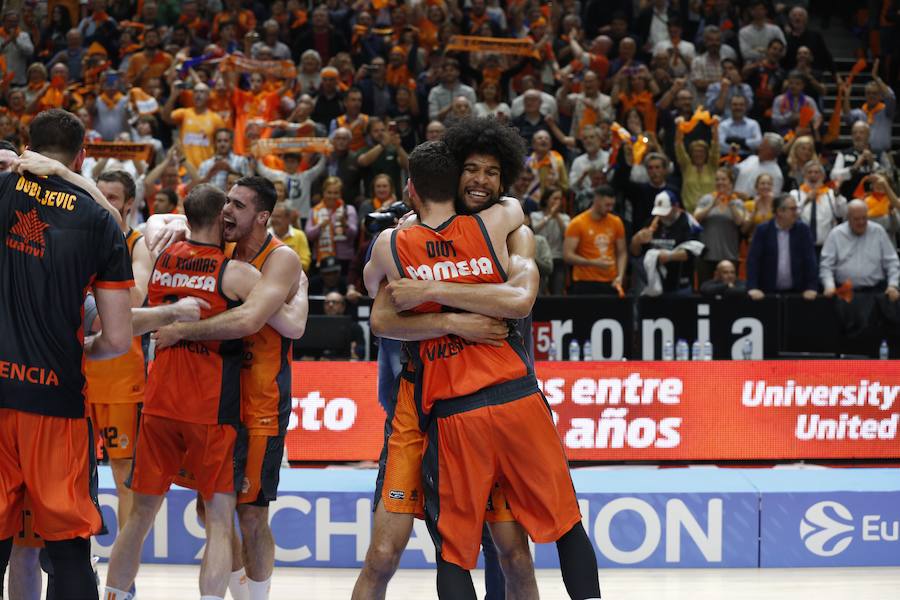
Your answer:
[619,90,657,133]
[865,192,890,218]
[99,91,124,110]
[386,64,413,89]
[92,10,110,23]
[862,101,885,124]
[800,183,830,197]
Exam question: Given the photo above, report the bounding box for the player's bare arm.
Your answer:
[14,150,125,229]
[388,225,538,318]
[145,213,189,258]
[130,236,154,306]
[155,250,304,347]
[85,287,134,359]
[130,296,211,336]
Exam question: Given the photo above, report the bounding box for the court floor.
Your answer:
[9,564,899,599]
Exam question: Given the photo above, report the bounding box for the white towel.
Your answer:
[642,240,705,297]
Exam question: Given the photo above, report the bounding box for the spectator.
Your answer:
[425,120,446,141]
[358,174,400,225]
[705,58,754,119]
[656,80,696,159]
[734,132,785,196]
[771,71,822,138]
[256,152,326,223]
[306,176,359,269]
[445,96,474,126]
[311,67,345,128]
[530,187,571,295]
[691,25,738,95]
[124,27,172,89]
[563,184,627,295]
[694,167,747,283]
[557,70,613,139]
[739,0,786,62]
[746,193,818,300]
[0,12,34,87]
[509,75,559,121]
[252,19,291,60]
[152,188,179,215]
[508,169,541,213]
[325,127,363,205]
[783,6,834,72]
[718,95,762,157]
[228,71,291,156]
[356,117,409,198]
[841,60,896,154]
[525,130,569,194]
[611,65,660,134]
[513,89,568,152]
[93,71,131,142]
[785,135,820,190]
[614,151,678,234]
[630,191,700,296]
[792,46,827,105]
[308,255,348,296]
[830,121,884,200]
[652,15,696,72]
[296,50,323,95]
[290,5,347,65]
[320,292,366,361]
[674,117,720,213]
[48,28,86,83]
[329,87,369,153]
[742,173,777,241]
[573,167,610,215]
[427,57,476,122]
[197,128,251,191]
[569,125,610,195]
[700,259,747,296]
[792,160,847,249]
[354,58,391,121]
[474,79,511,121]
[743,38,787,126]
[269,201,312,272]
[161,81,226,169]
[820,200,900,302]
[861,173,900,244]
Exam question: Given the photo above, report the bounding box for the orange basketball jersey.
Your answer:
[144,240,242,425]
[231,235,293,434]
[85,229,146,404]
[391,215,531,414]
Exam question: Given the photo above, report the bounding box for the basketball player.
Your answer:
[103,184,302,600]
[85,171,152,536]
[352,122,540,600]
[0,109,135,600]
[366,139,601,600]
[150,176,306,600]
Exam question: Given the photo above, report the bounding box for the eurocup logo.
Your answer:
[800,501,855,557]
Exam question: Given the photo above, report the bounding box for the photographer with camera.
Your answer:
[356,117,409,198]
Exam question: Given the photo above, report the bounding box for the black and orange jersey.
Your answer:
[391,215,532,414]
[85,229,146,404]
[144,240,242,425]
[0,171,134,418]
[229,234,292,434]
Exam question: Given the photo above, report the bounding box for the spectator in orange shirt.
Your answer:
[161,80,225,169]
[563,184,627,295]
[125,28,173,89]
[229,71,290,155]
[329,87,369,152]
[212,0,256,40]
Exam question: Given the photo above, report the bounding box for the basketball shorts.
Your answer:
[375,370,514,523]
[0,409,104,542]
[234,426,284,506]
[89,402,141,460]
[129,413,237,501]
[13,496,44,548]
[422,379,582,570]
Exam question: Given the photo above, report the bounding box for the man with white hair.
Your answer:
[830,121,884,199]
[783,6,833,71]
[820,199,900,302]
[252,19,291,60]
[690,25,737,95]
[791,160,847,249]
[734,132,785,196]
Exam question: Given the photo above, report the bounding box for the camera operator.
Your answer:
[345,198,410,303]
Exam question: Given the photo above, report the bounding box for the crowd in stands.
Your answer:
[1,0,899,310]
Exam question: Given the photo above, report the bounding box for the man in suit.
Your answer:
[746,193,818,300]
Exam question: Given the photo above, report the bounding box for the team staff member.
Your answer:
[103,185,302,600]
[563,184,627,295]
[0,109,135,600]
[85,170,153,535]
[151,177,307,600]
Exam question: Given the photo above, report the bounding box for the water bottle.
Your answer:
[568,339,581,361]
[547,340,557,361]
[691,340,703,361]
[742,338,753,360]
[675,339,689,361]
[703,340,713,361]
[879,339,890,360]
[582,340,593,361]
[662,339,674,361]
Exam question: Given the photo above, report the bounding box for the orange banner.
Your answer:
[251,137,333,157]
[285,361,900,462]
[220,55,297,79]
[84,142,152,162]
[445,35,541,59]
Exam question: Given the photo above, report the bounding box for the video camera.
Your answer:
[365,202,410,235]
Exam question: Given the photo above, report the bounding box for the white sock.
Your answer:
[228,568,250,600]
[247,577,271,600]
[200,596,225,600]
[103,587,134,600]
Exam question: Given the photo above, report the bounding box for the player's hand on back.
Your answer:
[170,296,211,322]
[446,313,509,347]
[387,279,430,311]
[148,217,190,256]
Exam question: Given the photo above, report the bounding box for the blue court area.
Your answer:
[94,466,900,569]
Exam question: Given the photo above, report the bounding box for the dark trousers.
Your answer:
[570,280,618,295]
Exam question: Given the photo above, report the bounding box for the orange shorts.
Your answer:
[234,427,284,505]
[376,372,513,522]
[12,496,44,548]
[89,402,141,460]
[424,389,582,570]
[0,409,104,542]
[130,413,237,501]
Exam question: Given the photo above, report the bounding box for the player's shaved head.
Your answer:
[184,184,226,229]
